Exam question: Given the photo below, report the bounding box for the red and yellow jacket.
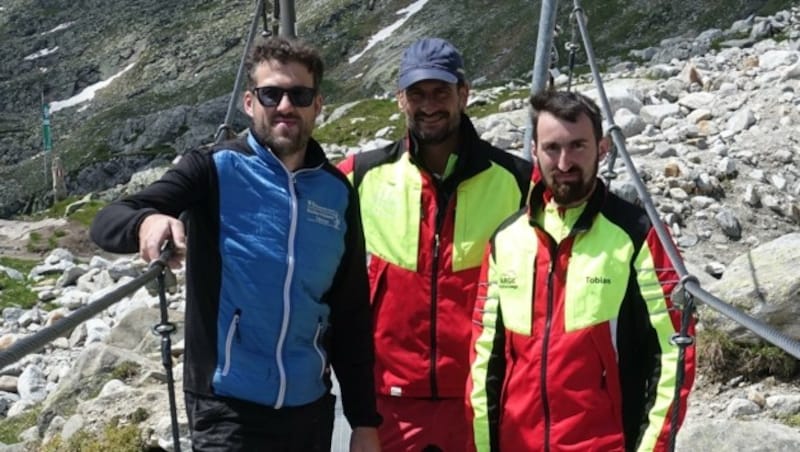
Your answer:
[468,180,696,452]
[338,115,531,399]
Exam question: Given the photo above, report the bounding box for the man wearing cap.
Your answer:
[338,37,531,451]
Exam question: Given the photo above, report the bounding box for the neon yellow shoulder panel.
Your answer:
[452,164,527,272]
[489,214,537,334]
[359,156,524,272]
[358,153,422,271]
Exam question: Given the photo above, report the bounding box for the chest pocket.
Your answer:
[563,227,635,332]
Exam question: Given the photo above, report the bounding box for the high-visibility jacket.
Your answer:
[338,115,531,399]
[468,180,696,452]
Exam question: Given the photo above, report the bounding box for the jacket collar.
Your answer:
[528,178,608,234]
[404,113,493,185]
[247,129,327,170]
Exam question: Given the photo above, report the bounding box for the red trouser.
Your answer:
[377,395,469,452]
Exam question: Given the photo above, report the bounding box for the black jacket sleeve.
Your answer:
[325,173,381,428]
[89,150,212,253]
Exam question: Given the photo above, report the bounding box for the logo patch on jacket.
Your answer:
[499,270,518,289]
[306,200,341,230]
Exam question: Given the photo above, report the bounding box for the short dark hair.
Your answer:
[245,36,324,90]
[530,90,603,142]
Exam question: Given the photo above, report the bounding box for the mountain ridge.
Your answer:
[0,0,794,217]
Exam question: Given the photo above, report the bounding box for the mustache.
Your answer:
[273,114,301,121]
[413,112,448,121]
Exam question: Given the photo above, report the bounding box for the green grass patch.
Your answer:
[0,257,38,310]
[27,195,106,228]
[40,420,145,452]
[781,413,800,428]
[697,328,799,383]
[315,98,404,146]
[0,257,37,275]
[467,87,530,118]
[66,201,106,228]
[0,406,40,444]
[26,230,52,255]
[110,361,141,383]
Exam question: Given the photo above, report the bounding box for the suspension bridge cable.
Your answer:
[569,0,800,361]
[215,0,267,144]
[0,259,168,370]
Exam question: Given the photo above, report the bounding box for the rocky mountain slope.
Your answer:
[0,4,799,450]
[0,3,799,449]
[0,0,796,216]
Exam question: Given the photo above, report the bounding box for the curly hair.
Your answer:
[245,36,324,90]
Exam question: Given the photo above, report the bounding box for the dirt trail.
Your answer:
[0,218,102,260]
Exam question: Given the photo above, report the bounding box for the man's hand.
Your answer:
[138,214,186,269]
[350,426,380,452]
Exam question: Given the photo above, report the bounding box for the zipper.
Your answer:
[221,309,241,376]
[275,170,300,409]
[253,138,326,408]
[313,318,327,379]
[541,241,557,452]
[428,184,451,400]
[430,231,441,398]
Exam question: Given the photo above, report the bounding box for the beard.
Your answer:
[408,111,460,145]
[253,113,311,158]
[547,161,599,206]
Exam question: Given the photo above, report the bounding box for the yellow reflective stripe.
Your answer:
[564,215,634,332]
[634,245,679,452]
[442,153,458,179]
[453,164,526,272]
[344,171,354,185]
[491,216,536,334]
[358,154,421,271]
[469,282,499,452]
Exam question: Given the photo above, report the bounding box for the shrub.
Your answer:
[0,407,40,444]
[40,421,145,452]
[697,328,799,383]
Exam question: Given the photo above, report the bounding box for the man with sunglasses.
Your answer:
[337,38,531,451]
[90,36,380,451]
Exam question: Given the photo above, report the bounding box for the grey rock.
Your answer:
[677,420,800,452]
[45,248,75,265]
[726,108,757,133]
[707,233,800,342]
[614,108,646,137]
[759,50,799,70]
[2,308,25,326]
[0,266,24,281]
[678,92,716,110]
[725,398,761,417]
[715,209,742,240]
[640,103,681,127]
[766,395,800,416]
[108,258,141,281]
[85,318,111,344]
[0,391,20,417]
[60,414,85,441]
[17,365,47,402]
[56,265,88,288]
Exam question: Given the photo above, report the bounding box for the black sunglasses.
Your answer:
[252,86,317,108]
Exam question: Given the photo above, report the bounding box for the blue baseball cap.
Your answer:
[397,38,466,91]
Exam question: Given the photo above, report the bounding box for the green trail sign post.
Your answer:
[41,99,52,189]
